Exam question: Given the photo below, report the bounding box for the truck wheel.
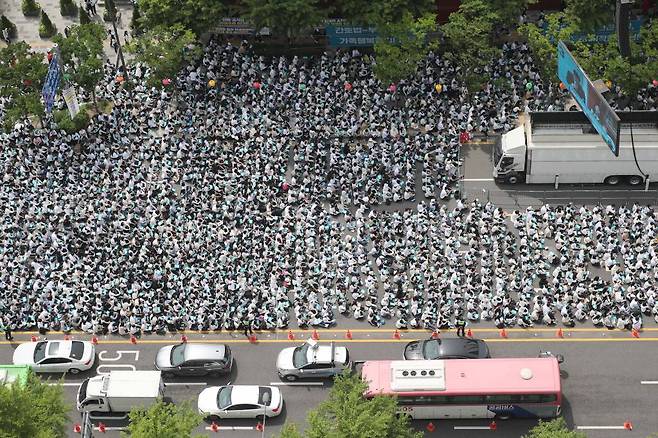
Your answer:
[505,175,520,184]
[604,175,621,185]
[628,175,643,186]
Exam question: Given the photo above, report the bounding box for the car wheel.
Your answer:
[628,175,643,186]
[604,175,621,185]
[496,414,511,420]
[69,368,81,375]
[208,415,219,421]
[283,374,298,382]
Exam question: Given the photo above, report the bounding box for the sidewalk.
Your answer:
[0,0,133,60]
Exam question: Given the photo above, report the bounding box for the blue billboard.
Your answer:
[41,51,61,114]
[557,41,620,156]
[326,25,377,47]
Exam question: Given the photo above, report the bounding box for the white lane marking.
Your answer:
[453,426,492,430]
[205,426,255,431]
[270,381,324,386]
[462,178,494,181]
[89,413,128,421]
[48,382,81,387]
[94,426,125,431]
[98,350,140,362]
[164,382,208,386]
[96,364,136,375]
[641,381,658,384]
[576,426,627,430]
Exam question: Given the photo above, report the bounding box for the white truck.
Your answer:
[493,111,658,185]
[77,371,164,413]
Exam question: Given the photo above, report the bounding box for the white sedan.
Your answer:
[198,385,283,419]
[13,340,95,374]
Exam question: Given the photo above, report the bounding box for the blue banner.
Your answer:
[326,25,378,47]
[41,52,61,114]
[557,41,620,156]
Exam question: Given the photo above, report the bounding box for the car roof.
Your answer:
[183,344,227,361]
[228,385,261,405]
[430,338,482,357]
[46,341,73,358]
[308,344,348,364]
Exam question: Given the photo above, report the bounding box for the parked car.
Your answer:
[197,385,283,419]
[154,343,232,376]
[403,338,490,360]
[13,340,95,374]
[276,339,350,381]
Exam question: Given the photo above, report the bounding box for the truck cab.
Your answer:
[493,125,527,184]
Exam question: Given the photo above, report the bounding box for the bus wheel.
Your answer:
[604,175,621,185]
[628,175,643,186]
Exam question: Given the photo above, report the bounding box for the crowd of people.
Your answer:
[0,36,657,335]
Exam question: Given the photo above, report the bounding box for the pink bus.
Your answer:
[361,358,562,419]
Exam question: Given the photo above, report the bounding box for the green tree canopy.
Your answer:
[137,0,224,36]
[335,0,434,27]
[276,372,422,438]
[373,12,438,84]
[122,400,203,438]
[0,371,69,438]
[241,0,327,40]
[54,23,106,108]
[564,0,615,33]
[441,0,501,92]
[0,41,48,130]
[126,24,200,88]
[523,417,587,438]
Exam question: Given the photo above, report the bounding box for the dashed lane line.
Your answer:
[205,426,254,431]
[270,382,324,386]
[641,381,658,385]
[576,426,628,430]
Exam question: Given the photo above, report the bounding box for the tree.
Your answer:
[564,0,615,33]
[136,0,224,36]
[373,12,438,84]
[131,2,143,36]
[60,0,77,17]
[277,373,422,438]
[38,11,57,38]
[490,0,537,29]
[54,23,105,109]
[441,0,501,92]
[0,371,69,437]
[126,24,200,88]
[1,15,18,39]
[241,0,328,41]
[79,5,91,25]
[276,423,304,438]
[122,400,203,438]
[523,417,587,438]
[103,0,117,22]
[22,0,41,17]
[0,41,48,130]
[335,0,434,27]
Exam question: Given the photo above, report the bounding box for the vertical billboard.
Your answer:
[557,41,621,156]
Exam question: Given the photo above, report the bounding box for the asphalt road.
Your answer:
[2,329,657,438]
[460,140,658,208]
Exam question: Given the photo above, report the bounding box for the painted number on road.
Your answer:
[98,350,140,362]
[96,350,140,375]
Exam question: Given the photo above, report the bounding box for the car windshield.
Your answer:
[33,342,47,362]
[258,387,272,405]
[170,344,186,367]
[493,136,503,167]
[217,386,232,409]
[70,341,84,360]
[292,344,309,368]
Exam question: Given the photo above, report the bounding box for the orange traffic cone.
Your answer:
[73,423,81,433]
[466,328,473,338]
[64,334,70,341]
[287,330,295,341]
[631,329,640,338]
[312,329,320,340]
[345,330,353,340]
[181,334,188,343]
[256,421,264,432]
[249,334,258,344]
[426,421,436,432]
[210,421,219,432]
[393,329,401,339]
[499,328,508,338]
[556,328,564,338]
[31,335,37,342]
[431,330,440,339]
[624,420,633,430]
[98,422,106,433]
[91,335,98,345]
[130,335,137,344]
[489,420,497,431]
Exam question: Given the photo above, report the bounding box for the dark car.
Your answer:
[403,338,490,360]
[155,343,233,376]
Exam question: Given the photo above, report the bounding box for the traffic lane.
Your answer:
[460,141,494,180]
